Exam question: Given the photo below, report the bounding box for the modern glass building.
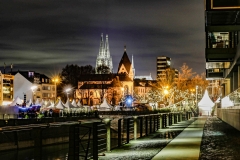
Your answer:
[205,0,240,96]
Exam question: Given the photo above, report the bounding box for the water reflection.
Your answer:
[0,143,69,160]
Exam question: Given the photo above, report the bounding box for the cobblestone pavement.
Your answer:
[98,119,195,160]
[199,116,240,160]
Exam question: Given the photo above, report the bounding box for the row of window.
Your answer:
[34,86,55,91]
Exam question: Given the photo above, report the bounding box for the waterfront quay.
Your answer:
[0,111,192,160]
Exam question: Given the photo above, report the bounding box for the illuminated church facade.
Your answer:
[95,33,113,73]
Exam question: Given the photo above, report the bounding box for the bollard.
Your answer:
[104,119,111,152]
[166,113,169,127]
[133,116,138,140]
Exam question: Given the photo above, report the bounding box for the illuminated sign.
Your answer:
[211,0,240,9]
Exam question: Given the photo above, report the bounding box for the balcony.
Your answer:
[205,48,236,62]
[206,68,224,79]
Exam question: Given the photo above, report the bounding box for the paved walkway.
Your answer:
[99,117,207,160]
[152,117,207,160]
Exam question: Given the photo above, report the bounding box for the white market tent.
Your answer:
[45,100,54,108]
[98,98,113,111]
[198,90,215,116]
[65,99,77,112]
[77,100,83,108]
[34,98,41,106]
[49,99,65,110]
[71,99,78,108]
[221,96,234,108]
[9,97,23,106]
[39,99,45,108]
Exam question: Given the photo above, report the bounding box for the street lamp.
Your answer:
[163,86,169,106]
[31,85,37,103]
[53,78,59,101]
[65,88,71,99]
[196,85,199,116]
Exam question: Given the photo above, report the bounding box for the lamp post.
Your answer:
[31,85,37,103]
[53,78,59,102]
[196,85,199,116]
[65,88,71,99]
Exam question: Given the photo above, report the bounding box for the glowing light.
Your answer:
[65,88,71,92]
[164,89,169,95]
[31,85,37,91]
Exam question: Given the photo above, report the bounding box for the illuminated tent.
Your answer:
[98,98,113,111]
[9,97,23,106]
[34,98,41,106]
[50,99,65,110]
[71,99,78,108]
[45,100,54,108]
[198,90,214,116]
[221,96,234,108]
[65,99,77,113]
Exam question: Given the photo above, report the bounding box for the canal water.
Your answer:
[0,143,69,160]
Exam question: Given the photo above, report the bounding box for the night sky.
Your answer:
[0,0,205,79]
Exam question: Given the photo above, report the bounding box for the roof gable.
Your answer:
[118,51,132,74]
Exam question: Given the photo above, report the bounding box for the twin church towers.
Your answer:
[95,33,135,77]
[95,33,113,73]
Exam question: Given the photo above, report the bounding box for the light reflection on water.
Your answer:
[0,143,69,160]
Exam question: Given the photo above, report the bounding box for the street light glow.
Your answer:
[65,88,71,92]
[164,89,169,95]
[31,85,37,91]
[53,78,59,83]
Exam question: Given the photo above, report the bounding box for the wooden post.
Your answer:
[118,119,122,147]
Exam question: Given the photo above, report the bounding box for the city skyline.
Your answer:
[0,1,205,79]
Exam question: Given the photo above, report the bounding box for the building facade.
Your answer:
[157,56,171,77]
[13,71,56,103]
[205,0,240,97]
[95,33,113,73]
[0,72,14,105]
[156,56,178,82]
[76,47,134,106]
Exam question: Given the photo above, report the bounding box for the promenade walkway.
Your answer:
[152,117,206,160]
[99,117,207,160]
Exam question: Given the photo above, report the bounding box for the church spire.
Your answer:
[132,55,135,78]
[99,33,104,56]
[95,33,113,73]
[105,34,109,57]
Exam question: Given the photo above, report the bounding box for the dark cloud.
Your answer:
[0,0,205,79]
